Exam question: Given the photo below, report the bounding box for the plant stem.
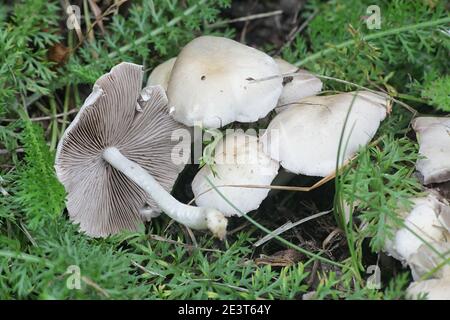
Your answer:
[295,17,450,67]
[49,97,59,151]
[60,85,71,136]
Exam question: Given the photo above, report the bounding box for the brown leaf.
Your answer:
[255,249,303,267]
[47,43,70,65]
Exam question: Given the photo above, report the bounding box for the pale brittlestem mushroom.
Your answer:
[407,278,450,300]
[261,91,389,177]
[146,57,176,91]
[412,117,450,185]
[274,57,322,111]
[55,62,227,238]
[167,36,283,128]
[384,192,450,273]
[192,132,279,216]
[381,191,450,300]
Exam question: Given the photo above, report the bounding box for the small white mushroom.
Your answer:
[146,57,177,91]
[412,117,450,185]
[56,62,227,238]
[407,278,450,300]
[408,242,450,280]
[167,36,283,128]
[384,192,450,279]
[274,58,322,110]
[261,91,388,177]
[192,132,279,216]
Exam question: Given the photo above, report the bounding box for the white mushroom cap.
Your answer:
[274,58,322,110]
[408,242,450,280]
[146,57,177,91]
[167,36,283,128]
[192,132,279,216]
[412,117,450,185]
[261,91,388,177]
[383,192,450,278]
[393,196,449,261]
[407,279,450,300]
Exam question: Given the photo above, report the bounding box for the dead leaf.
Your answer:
[254,249,303,267]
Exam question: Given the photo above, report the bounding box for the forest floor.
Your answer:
[0,0,449,299]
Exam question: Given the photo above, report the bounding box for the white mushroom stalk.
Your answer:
[103,147,227,238]
[55,62,227,238]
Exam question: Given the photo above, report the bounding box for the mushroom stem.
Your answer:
[103,147,227,239]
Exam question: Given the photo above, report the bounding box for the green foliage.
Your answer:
[421,75,450,111]
[0,225,310,299]
[338,134,422,252]
[0,0,60,112]
[65,0,233,86]
[284,0,449,108]
[14,120,66,229]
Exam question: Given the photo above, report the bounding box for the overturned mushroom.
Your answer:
[412,117,450,185]
[274,58,322,111]
[55,62,227,238]
[167,36,283,128]
[146,57,176,91]
[192,132,279,216]
[261,91,388,177]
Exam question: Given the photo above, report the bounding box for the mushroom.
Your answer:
[274,57,322,111]
[408,242,450,280]
[167,36,283,128]
[406,241,450,300]
[55,62,227,238]
[407,278,450,300]
[412,117,450,185]
[192,132,279,216]
[146,57,177,91]
[261,91,388,177]
[383,192,450,279]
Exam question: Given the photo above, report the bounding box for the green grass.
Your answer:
[0,0,449,299]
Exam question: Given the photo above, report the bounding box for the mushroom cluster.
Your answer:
[384,116,450,300]
[56,35,390,244]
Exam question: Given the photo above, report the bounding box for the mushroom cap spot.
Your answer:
[192,132,279,216]
[167,36,283,128]
[261,91,388,177]
[55,62,190,237]
[274,58,323,109]
[146,57,177,91]
[412,116,450,185]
